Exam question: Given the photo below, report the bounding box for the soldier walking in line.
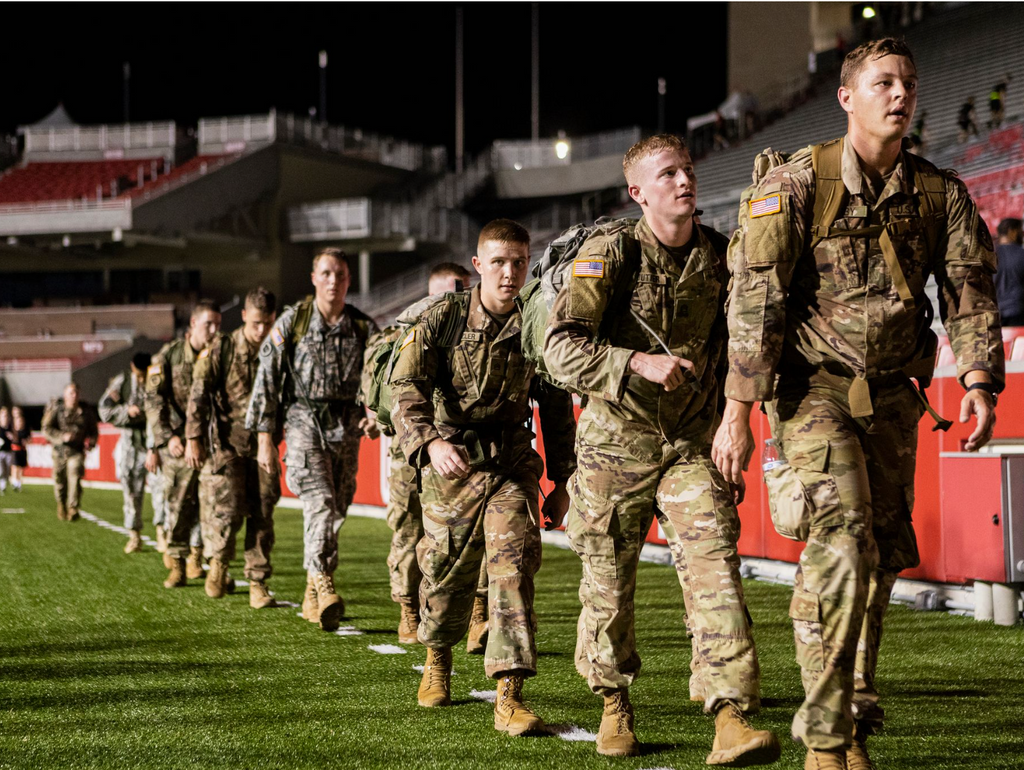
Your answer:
[42,382,99,522]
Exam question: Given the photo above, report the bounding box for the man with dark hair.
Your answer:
[146,300,222,587]
[100,351,153,553]
[391,219,576,735]
[715,38,1002,769]
[186,287,282,607]
[546,135,777,763]
[996,218,1024,327]
[42,382,99,521]
[247,250,379,630]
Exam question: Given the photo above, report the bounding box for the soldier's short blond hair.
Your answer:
[623,134,689,185]
[429,262,471,282]
[312,247,350,272]
[477,219,530,251]
[840,38,916,88]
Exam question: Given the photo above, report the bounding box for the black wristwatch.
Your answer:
[966,381,998,405]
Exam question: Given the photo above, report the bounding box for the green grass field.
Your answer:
[1,484,1022,769]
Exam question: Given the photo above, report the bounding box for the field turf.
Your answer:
[1,484,1022,769]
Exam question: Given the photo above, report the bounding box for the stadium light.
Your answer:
[555,140,569,160]
[862,5,876,19]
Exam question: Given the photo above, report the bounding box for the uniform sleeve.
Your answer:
[145,348,174,449]
[85,406,100,444]
[390,313,443,468]
[724,168,812,402]
[531,377,577,483]
[935,177,1006,390]
[41,401,62,446]
[98,375,130,427]
[246,309,292,434]
[185,336,221,442]
[543,237,638,402]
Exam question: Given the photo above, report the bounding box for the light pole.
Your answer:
[319,50,328,124]
[657,77,666,133]
[455,6,465,173]
[531,3,539,142]
[123,62,131,123]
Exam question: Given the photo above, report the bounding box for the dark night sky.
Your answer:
[1,3,729,155]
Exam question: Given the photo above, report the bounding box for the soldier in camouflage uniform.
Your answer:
[545,135,779,764]
[363,262,491,648]
[186,288,281,608]
[713,40,1003,770]
[99,352,152,553]
[146,300,222,588]
[391,219,576,736]
[247,248,379,632]
[42,382,99,521]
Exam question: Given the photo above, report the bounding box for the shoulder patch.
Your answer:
[399,329,417,351]
[749,194,782,218]
[147,364,161,376]
[271,327,285,347]
[198,348,210,359]
[573,259,605,278]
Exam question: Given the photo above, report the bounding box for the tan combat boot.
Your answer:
[56,502,67,521]
[397,597,420,644]
[163,551,175,570]
[249,580,275,609]
[706,700,781,766]
[155,526,168,553]
[846,724,876,770]
[466,595,488,654]
[312,572,344,632]
[68,508,80,521]
[494,673,545,736]
[417,647,452,707]
[124,531,142,554]
[301,574,319,623]
[596,689,640,757]
[185,547,204,579]
[804,749,846,770]
[163,558,187,588]
[205,558,227,599]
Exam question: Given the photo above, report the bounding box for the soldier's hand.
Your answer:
[185,438,205,470]
[712,399,755,489]
[167,435,185,458]
[257,434,279,475]
[127,405,141,418]
[961,390,996,452]
[427,439,471,481]
[359,416,380,440]
[541,482,570,531]
[731,475,747,506]
[62,432,74,444]
[628,352,695,392]
[145,450,161,474]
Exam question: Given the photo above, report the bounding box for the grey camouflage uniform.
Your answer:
[99,371,149,531]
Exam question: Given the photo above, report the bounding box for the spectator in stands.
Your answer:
[10,406,29,492]
[996,217,1024,327]
[42,382,99,521]
[958,97,978,142]
[0,407,14,495]
[989,75,1012,129]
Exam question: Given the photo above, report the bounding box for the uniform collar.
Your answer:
[467,284,522,342]
[841,134,913,208]
[233,326,256,357]
[311,301,349,335]
[635,216,716,280]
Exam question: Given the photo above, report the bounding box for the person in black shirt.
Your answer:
[996,218,1024,327]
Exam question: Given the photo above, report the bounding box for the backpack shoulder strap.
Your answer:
[809,138,847,250]
[905,152,948,221]
[434,292,471,349]
[290,297,314,347]
[697,223,730,277]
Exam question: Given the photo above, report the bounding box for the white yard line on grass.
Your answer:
[470,689,497,703]
[413,665,457,675]
[368,644,407,654]
[1,508,27,513]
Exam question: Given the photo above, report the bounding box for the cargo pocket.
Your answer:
[570,473,616,535]
[789,589,824,672]
[764,440,842,541]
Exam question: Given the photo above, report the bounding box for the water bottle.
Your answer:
[762,438,787,472]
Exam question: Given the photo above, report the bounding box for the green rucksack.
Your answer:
[363,291,471,433]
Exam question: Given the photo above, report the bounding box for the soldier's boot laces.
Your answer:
[185,546,204,580]
[805,749,846,770]
[466,595,488,654]
[163,558,187,589]
[313,572,344,632]
[205,558,227,599]
[596,689,640,757]
[301,575,319,623]
[155,526,168,553]
[706,700,781,766]
[397,597,420,644]
[494,673,546,736]
[124,531,143,554]
[417,647,453,707]
[846,725,876,770]
[249,580,275,609]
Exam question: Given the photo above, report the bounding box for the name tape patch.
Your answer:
[271,328,285,347]
[573,259,605,278]
[749,194,782,218]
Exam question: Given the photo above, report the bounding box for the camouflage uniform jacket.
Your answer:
[391,285,577,482]
[186,326,268,465]
[99,372,147,451]
[42,399,99,453]
[545,216,730,454]
[725,135,1005,402]
[146,337,202,450]
[245,301,379,449]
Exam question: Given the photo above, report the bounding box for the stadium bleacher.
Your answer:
[0,158,166,204]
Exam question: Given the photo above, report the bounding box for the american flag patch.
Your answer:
[573,259,605,278]
[749,194,782,218]
[271,328,285,347]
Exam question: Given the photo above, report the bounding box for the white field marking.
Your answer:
[1,508,26,514]
[470,689,497,703]
[335,626,364,637]
[413,665,457,675]
[368,644,406,654]
[548,725,597,742]
[274,600,301,608]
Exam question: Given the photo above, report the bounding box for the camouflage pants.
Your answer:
[768,369,923,750]
[118,440,148,532]
[150,470,167,528]
[199,455,281,581]
[566,408,760,711]
[52,448,85,514]
[160,448,202,560]
[417,447,543,678]
[384,439,488,602]
[285,434,360,575]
